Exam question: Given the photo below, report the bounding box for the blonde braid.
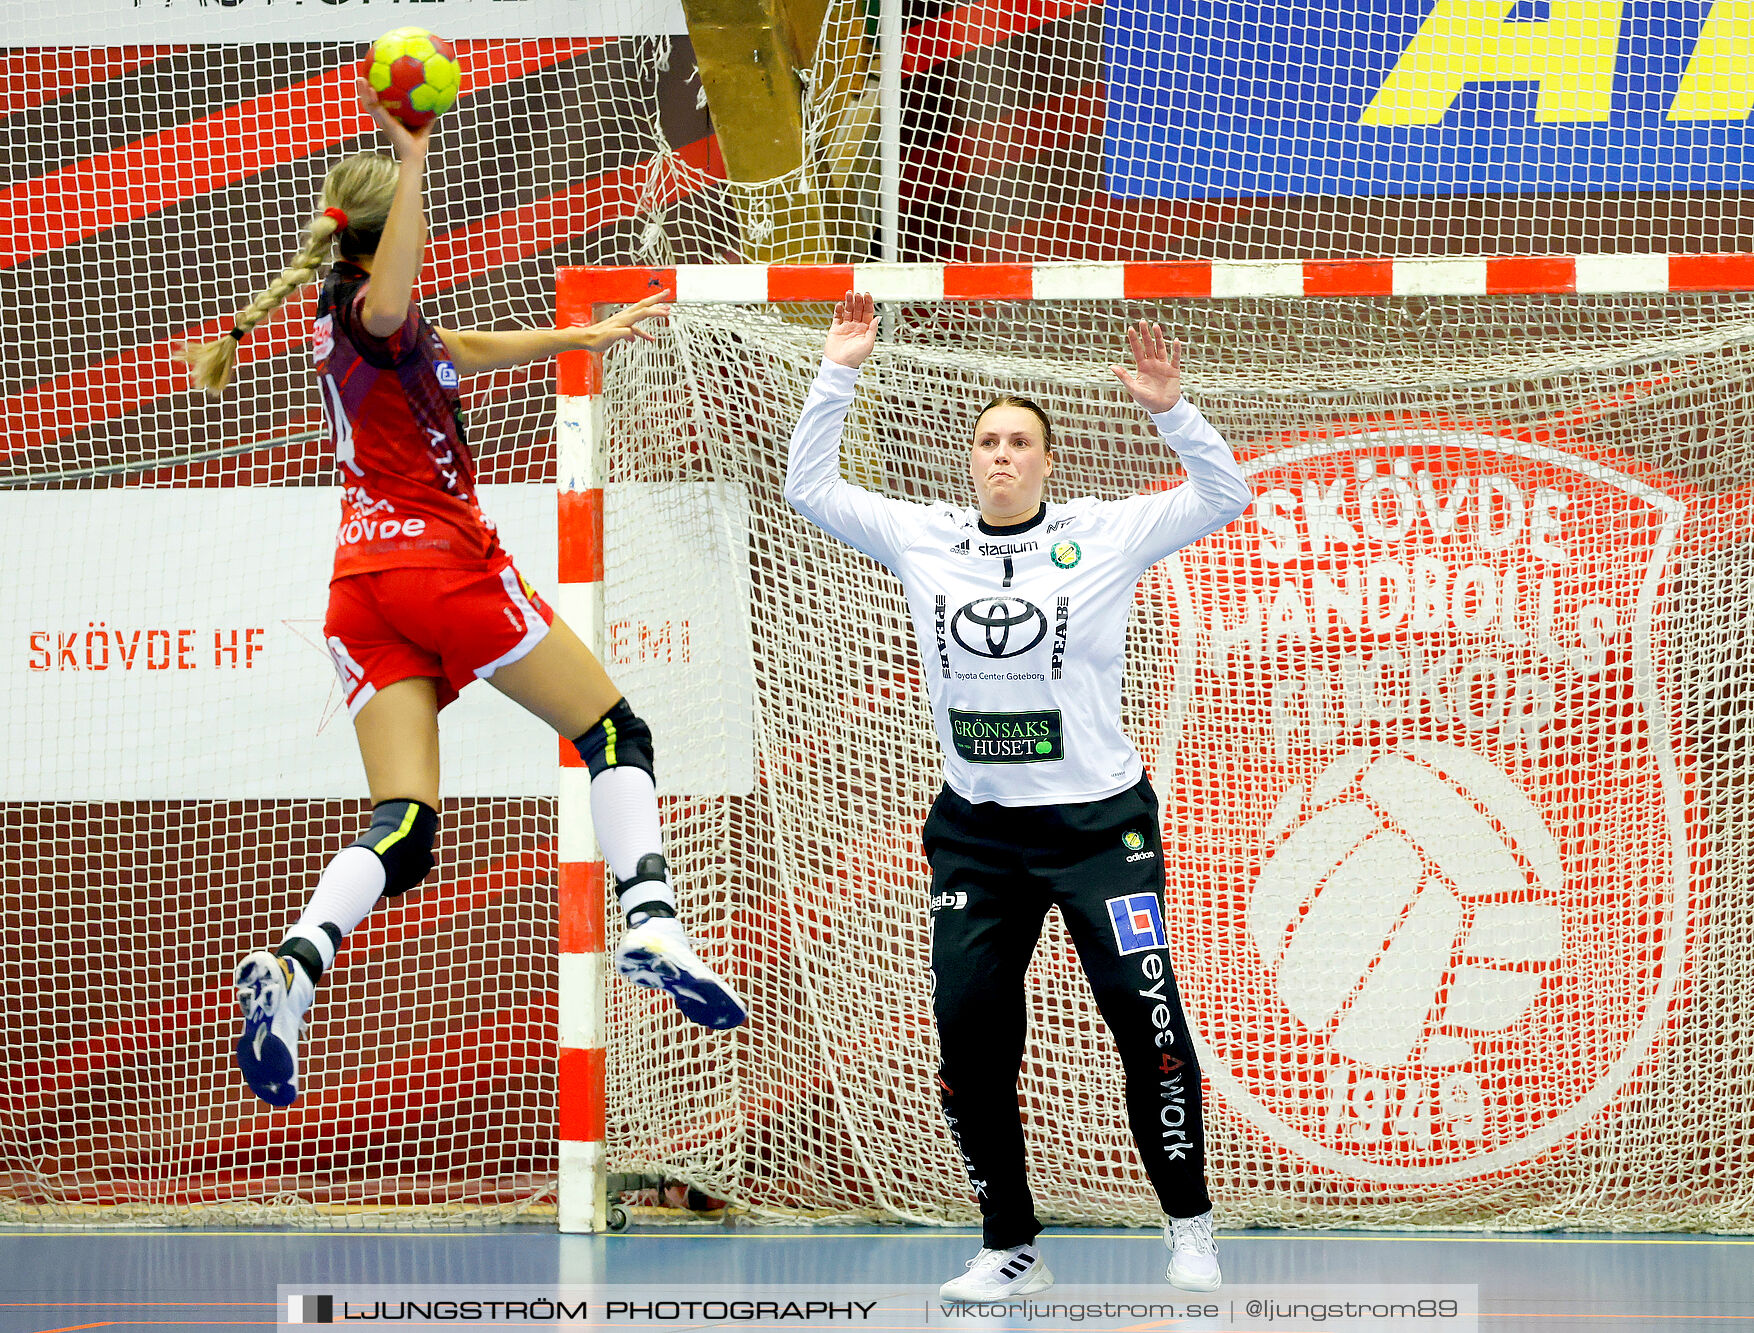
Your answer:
[180,153,398,396]
[179,213,343,397]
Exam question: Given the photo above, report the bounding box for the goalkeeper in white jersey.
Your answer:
[785,293,1252,1301]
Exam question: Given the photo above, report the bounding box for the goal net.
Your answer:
[5,0,1753,1231]
[595,282,1754,1231]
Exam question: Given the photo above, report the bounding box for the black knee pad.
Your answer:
[351,798,438,897]
[572,698,655,780]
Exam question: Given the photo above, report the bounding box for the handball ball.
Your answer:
[362,28,461,130]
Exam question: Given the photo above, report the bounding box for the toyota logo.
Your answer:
[950,597,1048,659]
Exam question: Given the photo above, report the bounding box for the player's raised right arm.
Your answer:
[356,78,432,337]
[1106,323,1252,571]
[783,292,919,568]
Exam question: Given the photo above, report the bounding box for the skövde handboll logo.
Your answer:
[1146,427,1691,1185]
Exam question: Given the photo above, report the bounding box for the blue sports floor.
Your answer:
[1,1224,1751,1333]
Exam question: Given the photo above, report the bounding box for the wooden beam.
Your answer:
[685,0,813,181]
[682,0,871,261]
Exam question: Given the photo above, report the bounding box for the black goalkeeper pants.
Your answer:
[924,773,1211,1250]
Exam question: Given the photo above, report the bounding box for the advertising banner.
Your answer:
[1105,0,1754,197]
[0,0,684,45]
[1,481,751,799]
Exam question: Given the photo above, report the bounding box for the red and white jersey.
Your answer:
[314,261,508,579]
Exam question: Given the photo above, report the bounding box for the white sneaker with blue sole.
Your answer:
[614,917,747,1030]
[234,950,313,1108]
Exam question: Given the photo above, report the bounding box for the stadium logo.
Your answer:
[1147,430,1690,1184]
[950,597,1047,659]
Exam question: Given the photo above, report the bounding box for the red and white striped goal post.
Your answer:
[546,256,1754,1232]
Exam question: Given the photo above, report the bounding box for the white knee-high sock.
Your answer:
[281,844,387,975]
[590,767,678,916]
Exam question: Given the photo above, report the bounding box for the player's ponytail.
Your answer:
[180,153,400,396]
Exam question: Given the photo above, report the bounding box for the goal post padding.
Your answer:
[560,261,1754,1231]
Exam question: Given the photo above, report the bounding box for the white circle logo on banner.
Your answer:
[1257,743,1560,1075]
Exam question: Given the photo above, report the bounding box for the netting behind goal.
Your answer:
[7,0,1753,1231]
[700,0,1754,264]
[0,30,710,1225]
[599,290,1754,1230]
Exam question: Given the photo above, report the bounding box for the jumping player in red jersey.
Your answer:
[182,81,746,1109]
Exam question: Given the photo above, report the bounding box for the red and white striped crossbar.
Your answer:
[545,251,1754,1229]
[559,255,1754,305]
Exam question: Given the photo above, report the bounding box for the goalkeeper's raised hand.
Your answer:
[1112,319,1183,414]
[825,290,878,369]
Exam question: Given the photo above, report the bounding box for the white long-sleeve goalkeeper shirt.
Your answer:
[784,358,1252,807]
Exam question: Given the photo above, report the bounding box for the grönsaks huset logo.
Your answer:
[948,708,1063,763]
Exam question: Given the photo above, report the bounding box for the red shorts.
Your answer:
[324,563,556,716]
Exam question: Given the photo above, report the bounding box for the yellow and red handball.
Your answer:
[361,28,461,130]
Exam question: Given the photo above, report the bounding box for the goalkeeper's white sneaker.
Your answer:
[614,916,748,1030]
[939,1244,1054,1302]
[234,950,313,1108]
[1165,1210,1222,1291]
